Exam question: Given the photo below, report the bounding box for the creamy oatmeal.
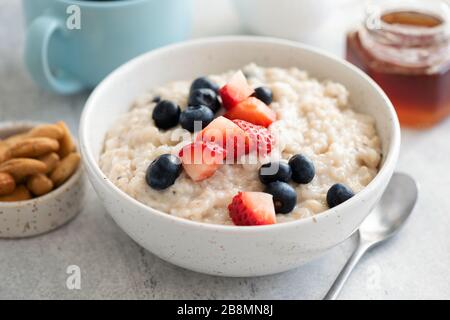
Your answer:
[99,64,381,225]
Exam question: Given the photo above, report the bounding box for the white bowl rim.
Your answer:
[0,121,83,208]
[80,35,401,233]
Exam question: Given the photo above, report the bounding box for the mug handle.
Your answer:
[25,16,84,95]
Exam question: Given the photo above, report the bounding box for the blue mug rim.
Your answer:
[55,0,151,8]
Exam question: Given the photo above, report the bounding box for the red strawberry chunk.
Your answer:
[228,192,276,226]
[219,71,254,110]
[179,141,226,181]
[224,97,277,128]
[232,119,275,158]
[196,116,250,160]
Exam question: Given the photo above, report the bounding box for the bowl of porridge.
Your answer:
[80,36,400,276]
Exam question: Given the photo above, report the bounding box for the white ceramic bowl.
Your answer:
[80,36,400,277]
[0,122,86,238]
[232,0,351,42]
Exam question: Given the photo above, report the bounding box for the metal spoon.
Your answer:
[323,172,419,300]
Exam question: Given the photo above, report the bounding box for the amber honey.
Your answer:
[347,8,450,128]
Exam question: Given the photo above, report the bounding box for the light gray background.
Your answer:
[0,0,449,300]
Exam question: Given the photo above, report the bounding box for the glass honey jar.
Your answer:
[346,0,450,128]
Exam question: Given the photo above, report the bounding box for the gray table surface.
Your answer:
[1,0,449,300]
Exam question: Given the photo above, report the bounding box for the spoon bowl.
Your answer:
[360,172,419,244]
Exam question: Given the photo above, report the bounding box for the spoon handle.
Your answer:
[323,235,371,300]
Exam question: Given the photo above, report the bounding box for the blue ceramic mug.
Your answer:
[23,0,192,94]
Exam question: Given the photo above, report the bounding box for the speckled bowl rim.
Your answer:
[80,36,401,233]
[0,121,83,209]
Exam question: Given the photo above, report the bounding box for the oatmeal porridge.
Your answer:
[99,64,381,225]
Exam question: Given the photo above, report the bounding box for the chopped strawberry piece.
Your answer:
[179,141,226,181]
[224,97,277,128]
[232,119,275,157]
[219,71,254,110]
[228,192,276,226]
[196,116,250,160]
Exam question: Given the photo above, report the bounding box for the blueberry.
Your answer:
[179,105,214,132]
[289,154,315,184]
[190,77,220,94]
[146,154,182,190]
[152,96,161,103]
[152,100,181,130]
[253,86,273,105]
[188,88,221,113]
[264,181,297,214]
[327,184,355,208]
[259,162,292,185]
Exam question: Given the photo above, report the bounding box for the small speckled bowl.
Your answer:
[0,122,86,238]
